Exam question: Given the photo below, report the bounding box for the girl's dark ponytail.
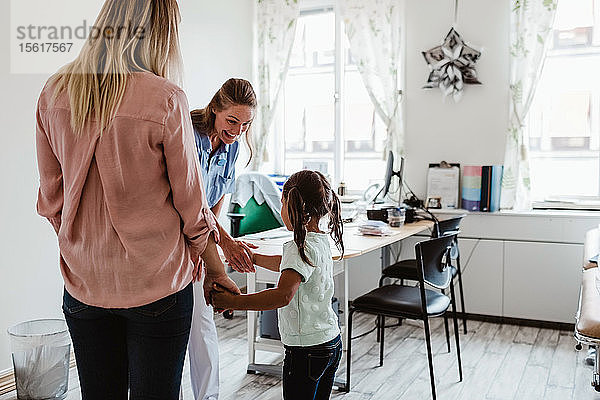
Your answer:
[287,186,312,266]
[328,191,344,258]
[282,169,345,266]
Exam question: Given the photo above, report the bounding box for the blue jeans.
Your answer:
[282,335,342,400]
[62,283,193,400]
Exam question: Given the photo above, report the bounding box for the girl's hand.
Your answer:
[204,271,240,307]
[221,237,258,273]
[210,283,239,310]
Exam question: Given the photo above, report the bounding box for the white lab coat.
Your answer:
[186,278,219,400]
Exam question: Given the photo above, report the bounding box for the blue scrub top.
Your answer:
[194,127,239,209]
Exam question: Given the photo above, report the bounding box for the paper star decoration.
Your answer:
[422,28,482,102]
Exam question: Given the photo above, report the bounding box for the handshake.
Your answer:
[203,272,241,312]
[201,237,259,311]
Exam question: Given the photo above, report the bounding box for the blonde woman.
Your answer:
[35,1,238,398]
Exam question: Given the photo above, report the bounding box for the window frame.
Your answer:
[529,0,600,205]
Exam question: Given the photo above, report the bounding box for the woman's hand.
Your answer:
[203,271,240,307]
[210,283,239,311]
[221,237,258,273]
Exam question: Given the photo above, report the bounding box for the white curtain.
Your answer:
[500,0,557,210]
[339,0,404,161]
[250,0,300,170]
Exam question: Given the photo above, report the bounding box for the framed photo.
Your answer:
[426,196,442,209]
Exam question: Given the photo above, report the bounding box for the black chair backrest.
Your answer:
[431,215,465,238]
[415,235,455,290]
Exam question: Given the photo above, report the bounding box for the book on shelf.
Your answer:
[489,165,503,212]
[480,166,492,212]
[461,166,482,211]
[461,165,503,212]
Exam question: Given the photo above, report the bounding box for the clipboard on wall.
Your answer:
[426,162,460,209]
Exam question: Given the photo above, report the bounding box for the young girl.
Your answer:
[211,170,345,400]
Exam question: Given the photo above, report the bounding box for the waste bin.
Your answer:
[7,319,71,400]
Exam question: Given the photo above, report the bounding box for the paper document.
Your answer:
[426,166,460,209]
[243,227,293,240]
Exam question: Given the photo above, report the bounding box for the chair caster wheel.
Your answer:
[576,343,583,351]
[223,310,234,319]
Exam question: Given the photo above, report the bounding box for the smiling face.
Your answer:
[212,104,255,145]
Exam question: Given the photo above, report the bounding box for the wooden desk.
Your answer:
[241,220,433,388]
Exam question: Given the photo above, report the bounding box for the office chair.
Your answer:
[379,215,468,334]
[345,235,463,400]
[228,197,282,238]
[227,172,284,238]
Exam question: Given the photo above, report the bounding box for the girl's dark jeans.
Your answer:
[282,334,342,400]
[62,283,193,400]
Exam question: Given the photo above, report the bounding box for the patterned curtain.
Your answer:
[501,0,557,210]
[250,0,300,170]
[339,0,404,160]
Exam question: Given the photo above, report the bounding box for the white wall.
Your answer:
[344,0,511,300]
[0,0,253,373]
[403,0,510,199]
[179,0,255,108]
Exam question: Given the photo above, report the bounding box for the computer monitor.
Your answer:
[373,151,404,205]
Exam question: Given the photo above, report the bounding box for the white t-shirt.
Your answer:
[277,232,340,347]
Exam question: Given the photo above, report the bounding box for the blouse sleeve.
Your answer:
[162,89,220,261]
[36,103,63,234]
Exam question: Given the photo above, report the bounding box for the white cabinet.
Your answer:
[394,232,584,323]
[346,210,598,324]
[503,241,583,324]
[458,238,504,317]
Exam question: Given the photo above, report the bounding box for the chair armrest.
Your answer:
[227,212,246,220]
[227,213,246,238]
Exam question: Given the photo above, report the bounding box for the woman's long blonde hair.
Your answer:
[50,0,183,136]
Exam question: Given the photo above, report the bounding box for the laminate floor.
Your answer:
[1,312,596,400]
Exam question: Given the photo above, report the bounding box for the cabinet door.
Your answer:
[457,238,504,317]
[503,241,583,323]
[395,235,427,261]
[395,236,504,317]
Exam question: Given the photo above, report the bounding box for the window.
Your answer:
[283,10,336,175]
[528,0,600,201]
[278,3,387,192]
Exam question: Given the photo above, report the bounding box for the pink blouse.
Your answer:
[36,72,218,308]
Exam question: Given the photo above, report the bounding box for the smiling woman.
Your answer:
[190,79,256,207]
[186,78,259,400]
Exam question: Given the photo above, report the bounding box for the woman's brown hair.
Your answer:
[190,78,257,165]
[282,170,344,266]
